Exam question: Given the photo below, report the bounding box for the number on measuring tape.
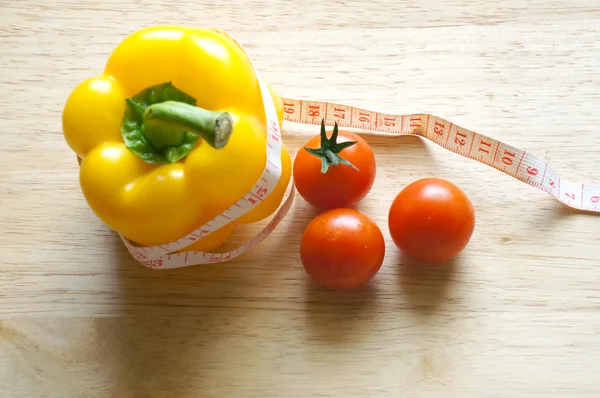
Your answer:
[333,107,346,119]
[283,101,295,114]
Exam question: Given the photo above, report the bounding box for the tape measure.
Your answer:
[119,33,600,270]
[280,98,600,212]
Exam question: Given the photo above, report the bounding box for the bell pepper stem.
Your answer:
[143,101,233,150]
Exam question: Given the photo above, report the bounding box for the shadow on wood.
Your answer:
[397,252,460,317]
[303,277,380,345]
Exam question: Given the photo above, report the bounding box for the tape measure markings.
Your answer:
[280,97,599,213]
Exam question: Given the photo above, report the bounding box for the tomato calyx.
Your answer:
[303,119,358,173]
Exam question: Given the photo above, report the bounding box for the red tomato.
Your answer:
[293,121,376,210]
[300,208,385,290]
[388,178,475,263]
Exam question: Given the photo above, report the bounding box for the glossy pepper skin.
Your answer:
[62,26,292,252]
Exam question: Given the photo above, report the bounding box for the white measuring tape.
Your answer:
[118,30,599,269]
[280,98,600,212]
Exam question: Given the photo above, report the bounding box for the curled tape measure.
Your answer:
[121,32,600,270]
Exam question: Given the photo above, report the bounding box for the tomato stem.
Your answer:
[303,120,358,173]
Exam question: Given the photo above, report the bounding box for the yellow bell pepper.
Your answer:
[62,26,292,252]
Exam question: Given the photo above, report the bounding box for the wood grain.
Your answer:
[1,1,600,397]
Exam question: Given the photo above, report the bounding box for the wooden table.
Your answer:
[2,1,600,396]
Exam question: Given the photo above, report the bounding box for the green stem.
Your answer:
[121,82,234,164]
[324,150,340,166]
[303,120,359,173]
[142,101,233,150]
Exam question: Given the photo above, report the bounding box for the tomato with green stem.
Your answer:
[293,120,376,210]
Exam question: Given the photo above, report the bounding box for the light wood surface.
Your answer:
[2,1,600,397]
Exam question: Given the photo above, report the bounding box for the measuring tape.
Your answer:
[117,31,599,270]
[280,98,600,213]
